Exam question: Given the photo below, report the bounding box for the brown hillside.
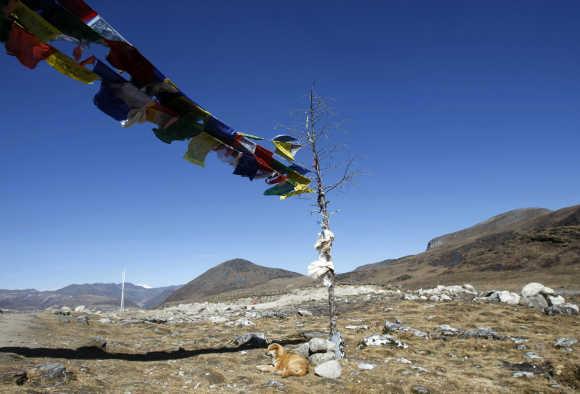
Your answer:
[340,205,580,291]
[163,259,303,304]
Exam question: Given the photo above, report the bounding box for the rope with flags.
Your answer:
[0,0,313,199]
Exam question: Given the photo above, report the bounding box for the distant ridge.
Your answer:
[426,208,551,250]
[341,204,580,290]
[163,258,303,304]
[0,283,180,311]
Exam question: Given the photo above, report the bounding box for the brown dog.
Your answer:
[256,343,309,377]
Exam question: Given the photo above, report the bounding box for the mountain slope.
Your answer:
[163,259,303,304]
[342,205,580,290]
[426,208,550,250]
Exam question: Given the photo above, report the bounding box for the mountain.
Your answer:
[426,208,551,250]
[0,283,181,311]
[163,258,304,304]
[341,204,580,290]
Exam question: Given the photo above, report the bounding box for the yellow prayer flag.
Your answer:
[46,51,100,84]
[280,183,313,200]
[11,2,62,42]
[184,132,221,167]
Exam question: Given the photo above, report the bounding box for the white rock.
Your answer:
[522,282,554,297]
[548,295,565,306]
[314,360,341,379]
[463,284,476,293]
[497,291,521,305]
[74,305,86,313]
[357,362,376,370]
[309,338,336,353]
[309,352,336,365]
[439,294,452,302]
[523,294,548,310]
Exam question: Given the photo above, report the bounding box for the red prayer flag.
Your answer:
[5,24,55,69]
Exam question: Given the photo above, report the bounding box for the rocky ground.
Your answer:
[0,284,578,393]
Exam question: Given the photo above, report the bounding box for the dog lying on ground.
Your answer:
[256,343,309,377]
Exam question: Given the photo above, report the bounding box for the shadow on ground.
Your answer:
[0,338,305,362]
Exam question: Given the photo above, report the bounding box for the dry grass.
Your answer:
[0,291,578,393]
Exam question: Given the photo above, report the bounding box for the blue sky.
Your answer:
[1,0,579,290]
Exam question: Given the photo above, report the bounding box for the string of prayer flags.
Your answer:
[1,0,313,198]
[272,135,303,161]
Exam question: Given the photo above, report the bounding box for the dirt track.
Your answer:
[0,313,43,347]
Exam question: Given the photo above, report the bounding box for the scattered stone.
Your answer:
[265,380,284,389]
[554,337,577,349]
[309,352,336,365]
[411,385,431,394]
[76,315,89,325]
[233,333,268,348]
[314,360,342,379]
[74,305,86,313]
[502,361,552,375]
[437,324,463,337]
[510,337,528,344]
[395,357,412,364]
[513,371,534,378]
[359,334,408,349]
[357,362,376,370]
[524,352,543,360]
[98,318,112,324]
[411,365,429,373]
[345,324,369,331]
[402,294,419,301]
[384,320,429,338]
[35,363,72,384]
[297,309,313,317]
[545,303,579,316]
[309,338,336,353]
[226,318,255,327]
[463,327,504,340]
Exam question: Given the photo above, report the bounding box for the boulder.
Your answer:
[359,334,408,349]
[554,338,577,348]
[309,352,336,365]
[314,360,341,379]
[547,295,565,306]
[74,305,86,313]
[436,324,463,337]
[521,282,554,297]
[497,291,520,305]
[290,342,310,358]
[545,303,579,316]
[297,309,313,317]
[522,294,548,311]
[233,333,268,348]
[308,338,336,353]
[384,320,429,338]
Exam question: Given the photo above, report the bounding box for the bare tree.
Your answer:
[288,87,357,357]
